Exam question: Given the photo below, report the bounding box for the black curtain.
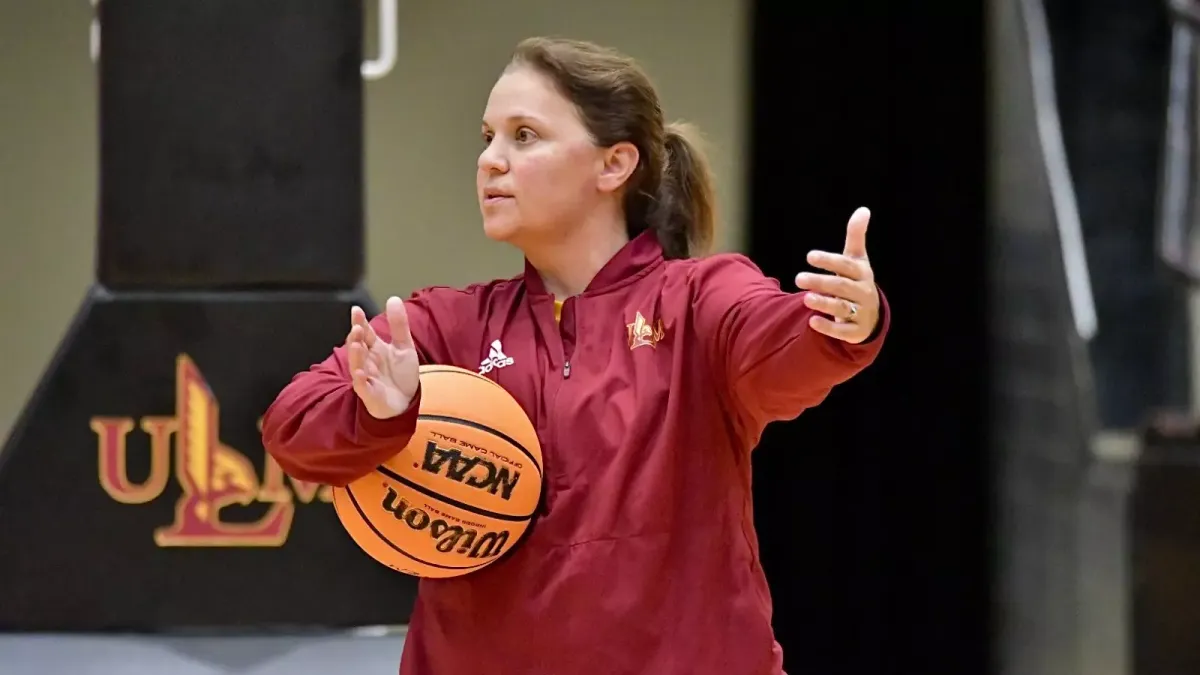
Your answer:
[1042,0,1187,428]
[747,1,990,674]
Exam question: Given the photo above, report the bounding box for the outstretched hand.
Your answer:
[346,296,421,419]
[794,207,880,344]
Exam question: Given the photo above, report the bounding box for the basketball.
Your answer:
[331,365,543,578]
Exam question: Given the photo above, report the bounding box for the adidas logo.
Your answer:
[478,339,515,375]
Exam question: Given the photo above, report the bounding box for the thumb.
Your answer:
[843,206,870,259]
[385,296,415,350]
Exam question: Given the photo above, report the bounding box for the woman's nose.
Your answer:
[478,142,507,173]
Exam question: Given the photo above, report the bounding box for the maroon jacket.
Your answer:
[261,230,889,675]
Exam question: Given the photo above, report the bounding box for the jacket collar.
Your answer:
[523,229,663,297]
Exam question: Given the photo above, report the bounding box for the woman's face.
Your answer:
[477,67,607,247]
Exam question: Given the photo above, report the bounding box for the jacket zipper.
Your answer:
[542,298,574,513]
[559,297,575,380]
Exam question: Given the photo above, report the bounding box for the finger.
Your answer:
[808,315,869,344]
[805,251,871,281]
[347,340,367,376]
[385,296,415,350]
[351,369,370,394]
[350,359,381,396]
[795,272,873,304]
[353,371,379,395]
[803,292,856,320]
[350,306,377,348]
[351,372,376,402]
[843,207,870,259]
[363,353,382,379]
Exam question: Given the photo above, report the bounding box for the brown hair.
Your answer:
[509,37,716,259]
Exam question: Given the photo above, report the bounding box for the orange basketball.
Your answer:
[331,365,543,578]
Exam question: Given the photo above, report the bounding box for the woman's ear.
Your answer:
[597,141,640,193]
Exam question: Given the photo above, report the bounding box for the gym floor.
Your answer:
[0,630,407,675]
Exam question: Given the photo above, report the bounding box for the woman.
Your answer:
[262,36,889,675]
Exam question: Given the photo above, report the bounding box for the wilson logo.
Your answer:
[421,441,520,501]
[380,487,509,559]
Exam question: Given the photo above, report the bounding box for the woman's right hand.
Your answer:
[347,296,421,419]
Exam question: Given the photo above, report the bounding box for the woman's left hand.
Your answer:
[794,207,880,344]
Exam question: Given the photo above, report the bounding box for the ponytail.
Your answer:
[648,121,717,259]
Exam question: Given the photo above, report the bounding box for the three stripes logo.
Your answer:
[478,339,514,375]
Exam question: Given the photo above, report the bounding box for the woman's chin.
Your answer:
[482,217,520,243]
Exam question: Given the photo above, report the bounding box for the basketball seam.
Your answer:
[421,366,508,393]
[417,413,542,475]
[376,464,536,521]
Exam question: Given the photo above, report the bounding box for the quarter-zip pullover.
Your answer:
[262,230,890,675]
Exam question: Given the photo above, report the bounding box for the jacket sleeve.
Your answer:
[260,287,468,487]
[691,253,890,432]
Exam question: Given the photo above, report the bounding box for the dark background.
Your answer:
[748,2,989,674]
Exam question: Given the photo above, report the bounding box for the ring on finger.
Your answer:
[846,302,858,321]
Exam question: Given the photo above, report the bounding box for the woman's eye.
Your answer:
[516,127,536,143]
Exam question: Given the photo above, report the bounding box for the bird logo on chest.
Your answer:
[626,311,665,350]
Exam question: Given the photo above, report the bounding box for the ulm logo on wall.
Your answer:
[91,354,329,548]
